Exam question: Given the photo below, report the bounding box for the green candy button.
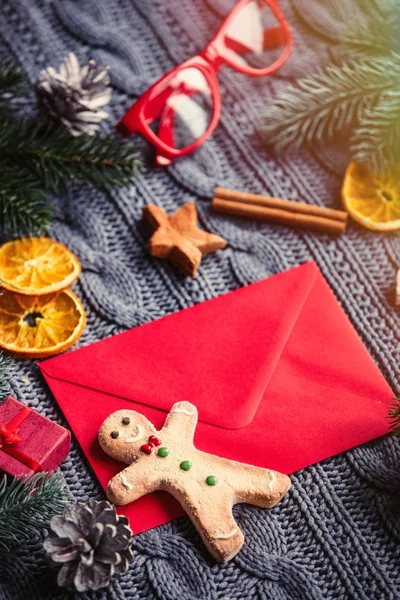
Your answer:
[206,475,218,486]
[157,447,170,458]
[180,460,192,471]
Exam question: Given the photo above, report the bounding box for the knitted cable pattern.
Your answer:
[1,0,400,598]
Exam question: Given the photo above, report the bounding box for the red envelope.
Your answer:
[39,262,392,533]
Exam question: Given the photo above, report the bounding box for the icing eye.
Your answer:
[111,431,119,439]
[122,417,130,425]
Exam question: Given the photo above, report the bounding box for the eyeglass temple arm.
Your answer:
[224,24,286,55]
[143,81,200,123]
[116,88,173,136]
[155,84,201,166]
[142,86,176,123]
[156,103,176,165]
[263,25,286,50]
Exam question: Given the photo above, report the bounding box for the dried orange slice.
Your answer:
[342,162,400,231]
[0,237,81,295]
[0,288,86,358]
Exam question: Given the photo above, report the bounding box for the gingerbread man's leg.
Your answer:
[179,490,244,563]
[106,464,160,506]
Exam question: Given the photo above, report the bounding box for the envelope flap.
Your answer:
[40,262,318,429]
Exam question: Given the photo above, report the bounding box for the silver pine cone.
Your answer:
[36,52,112,136]
[43,499,133,592]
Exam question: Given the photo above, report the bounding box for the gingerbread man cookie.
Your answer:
[98,401,290,562]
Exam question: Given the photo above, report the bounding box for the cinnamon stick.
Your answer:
[396,268,400,306]
[213,188,347,235]
[213,198,346,235]
[215,188,347,223]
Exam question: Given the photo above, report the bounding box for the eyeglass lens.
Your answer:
[144,67,214,151]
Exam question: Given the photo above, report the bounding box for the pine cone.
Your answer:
[43,499,133,592]
[36,52,112,136]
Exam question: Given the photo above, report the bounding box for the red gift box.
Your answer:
[0,396,70,477]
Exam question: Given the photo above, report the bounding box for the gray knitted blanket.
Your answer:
[1,0,400,598]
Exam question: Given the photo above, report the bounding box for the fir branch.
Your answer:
[0,163,53,235]
[0,60,27,113]
[260,57,400,153]
[351,84,400,173]
[0,120,142,193]
[0,472,70,549]
[0,352,12,401]
[0,56,141,236]
[388,398,400,434]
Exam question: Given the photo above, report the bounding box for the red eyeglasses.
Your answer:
[116,0,292,166]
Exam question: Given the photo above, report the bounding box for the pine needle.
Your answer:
[0,352,12,400]
[351,81,400,173]
[341,1,400,58]
[0,60,27,113]
[0,472,70,549]
[387,398,400,434]
[0,163,53,235]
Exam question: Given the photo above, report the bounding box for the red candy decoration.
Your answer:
[141,435,162,455]
[141,444,153,455]
[149,435,161,447]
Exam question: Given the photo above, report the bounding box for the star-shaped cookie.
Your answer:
[143,202,227,276]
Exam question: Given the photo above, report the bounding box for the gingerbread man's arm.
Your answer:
[224,460,291,509]
[106,462,161,506]
[162,401,198,442]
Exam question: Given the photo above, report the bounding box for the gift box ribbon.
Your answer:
[0,405,41,472]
